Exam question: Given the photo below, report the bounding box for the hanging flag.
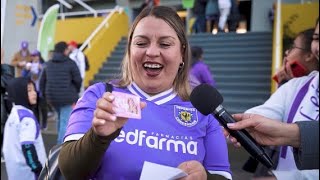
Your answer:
[37,4,59,61]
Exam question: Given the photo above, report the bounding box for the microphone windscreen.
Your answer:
[190,84,223,115]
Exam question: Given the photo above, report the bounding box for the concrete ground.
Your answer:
[1,115,253,180]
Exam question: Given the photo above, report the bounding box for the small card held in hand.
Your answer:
[112,92,141,119]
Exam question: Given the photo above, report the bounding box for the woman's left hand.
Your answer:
[177,160,207,180]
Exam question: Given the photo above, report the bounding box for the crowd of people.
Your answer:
[0,3,318,180]
[192,0,240,33]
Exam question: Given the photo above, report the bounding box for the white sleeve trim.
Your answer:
[63,133,85,142]
[208,170,232,180]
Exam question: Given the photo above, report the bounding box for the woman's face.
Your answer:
[32,55,40,62]
[284,35,309,66]
[27,83,37,105]
[311,22,319,60]
[130,16,183,95]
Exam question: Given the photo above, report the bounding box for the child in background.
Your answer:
[22,50,44,83]
[190,46,216,89]
[2,77,47,179]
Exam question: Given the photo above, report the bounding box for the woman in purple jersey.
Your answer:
[59,6,231,180]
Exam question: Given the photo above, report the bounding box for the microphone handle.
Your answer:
[213,106,274,168]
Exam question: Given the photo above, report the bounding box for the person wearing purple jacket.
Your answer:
[58,6,231,180]
[190,46,216,89]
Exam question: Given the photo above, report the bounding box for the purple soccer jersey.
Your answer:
[65,82,231,179]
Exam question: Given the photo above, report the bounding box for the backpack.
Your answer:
[85,55,90,71]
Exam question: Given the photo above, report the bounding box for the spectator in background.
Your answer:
[22,50,44,81]
[142,0,160,8]
[273,28,318,86]
[227,0,240,32]
[68,40,86,96]
[192,0,207,33]
[205,0,220,33]
[25,50,48,129]
[269,2,276,28]
[1,48,14,156]
[133,0,160,21]
[11,41,31,77]
[190,46,216,89]
[2,77,47,179]
[218,0,231,32]
[40,41,82,144]
[48,50,54,60]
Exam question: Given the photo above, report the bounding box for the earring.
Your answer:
[179,62,185,69]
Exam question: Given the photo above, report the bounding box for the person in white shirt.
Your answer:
[218,0,231,32]
[68,40,86,96]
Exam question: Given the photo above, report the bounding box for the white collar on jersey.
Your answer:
[128,82,177,105]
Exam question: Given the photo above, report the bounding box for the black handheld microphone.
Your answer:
[190,84,274,168]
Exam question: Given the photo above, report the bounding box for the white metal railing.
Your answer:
[56,0,72,9]
[74,0,97,17]
[38,9,113,19]
[1,0,8,47]
[79,6,124,52]
[274,0,282,73]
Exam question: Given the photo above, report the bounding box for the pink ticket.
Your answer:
[112,91,141,119]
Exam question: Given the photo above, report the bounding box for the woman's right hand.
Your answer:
[92,92,146,137]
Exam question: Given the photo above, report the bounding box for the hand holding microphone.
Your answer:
[224,113,301,149]
[190,84,274,168]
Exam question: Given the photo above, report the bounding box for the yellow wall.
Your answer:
[281,3,319,38]
[83,11,129,87]
[54,12,129,88]
[55,17,104,43]
[271,3,319,92]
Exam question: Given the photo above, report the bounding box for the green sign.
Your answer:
[182,0,195,9]
[37,4,59,61]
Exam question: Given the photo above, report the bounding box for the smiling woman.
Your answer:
[120,6,191,99]
[58,6,232,180]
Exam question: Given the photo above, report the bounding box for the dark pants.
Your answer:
[35,97,48,129]
[193,14,207,33]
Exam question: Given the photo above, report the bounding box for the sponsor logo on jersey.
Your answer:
[114,129,198,155]
[174,105,198,127]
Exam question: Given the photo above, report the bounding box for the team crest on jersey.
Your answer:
[174,105,198,127]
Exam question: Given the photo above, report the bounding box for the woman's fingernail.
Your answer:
[110,115,117,121]
[109,95,114,100]
[227,123,235,128]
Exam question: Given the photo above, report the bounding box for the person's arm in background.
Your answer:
[1,64,14,89]
[293,121,319,170]
[77,51,86,79]
[272,169,319,180]
[10,53,19,67]
[245,77,292,121]
[70,60,82,92]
